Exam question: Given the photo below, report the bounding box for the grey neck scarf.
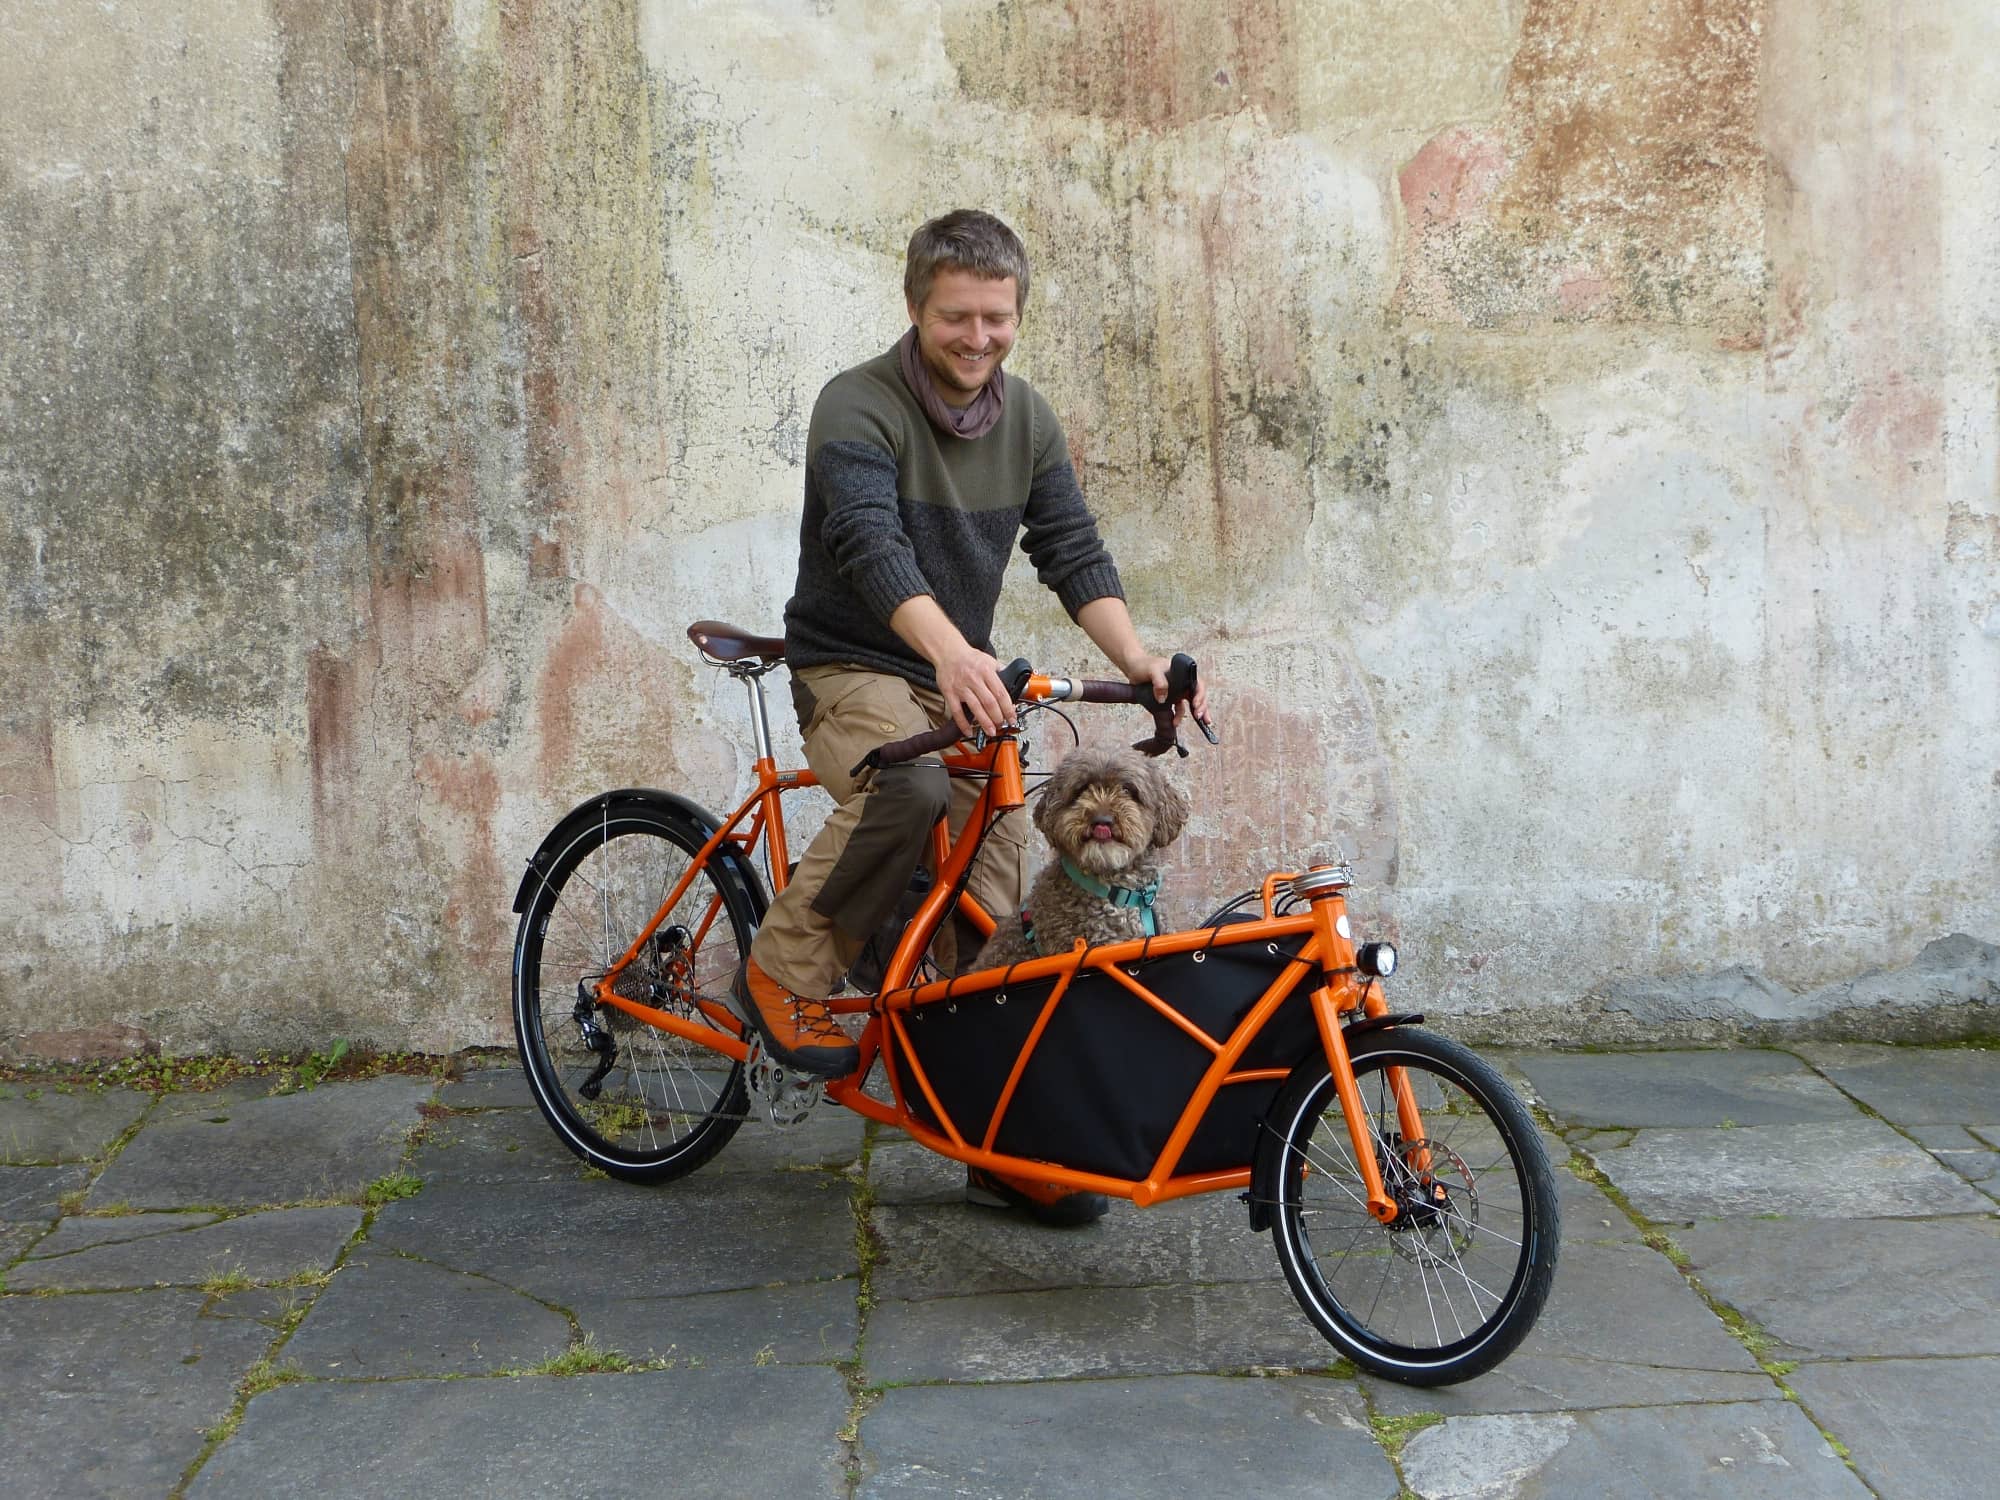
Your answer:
[896,326,1005,440]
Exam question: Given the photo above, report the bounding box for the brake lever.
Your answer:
[1165,652,1219,746]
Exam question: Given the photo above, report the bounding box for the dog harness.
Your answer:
[1020,857,1160,949]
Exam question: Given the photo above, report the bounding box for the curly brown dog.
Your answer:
[974,745,1191,968]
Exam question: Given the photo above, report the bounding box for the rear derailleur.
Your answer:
[572,980,618,1100]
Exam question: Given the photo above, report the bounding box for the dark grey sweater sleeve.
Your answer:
[813,440,933,623]
[1020,455,1124,619]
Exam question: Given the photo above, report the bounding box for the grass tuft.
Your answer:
[1370,1410,1445,1460]
[362,1172,422,1207]
[200,1264,255,1295]
[523,1335,637,1377]
[238,1357,306,1399]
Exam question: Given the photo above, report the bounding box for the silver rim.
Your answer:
[518,816,746,1165]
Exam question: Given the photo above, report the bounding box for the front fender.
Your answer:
[510,787,770,920]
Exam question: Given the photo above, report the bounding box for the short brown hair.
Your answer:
[904,210,1030,315]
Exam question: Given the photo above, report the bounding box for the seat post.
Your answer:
[739,667,776,764]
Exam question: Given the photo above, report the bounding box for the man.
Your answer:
[734,210,1203,1226]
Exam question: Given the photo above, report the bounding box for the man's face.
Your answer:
[908,269,1020,407]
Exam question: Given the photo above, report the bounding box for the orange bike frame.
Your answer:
[587,720,1424,1221]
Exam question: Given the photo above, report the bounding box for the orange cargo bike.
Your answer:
[509,621,1559,1386]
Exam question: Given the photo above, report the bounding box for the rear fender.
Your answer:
[510,788,769,921]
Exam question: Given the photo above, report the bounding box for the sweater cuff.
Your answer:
[1056,562,1125,620]
[853,554,935,624]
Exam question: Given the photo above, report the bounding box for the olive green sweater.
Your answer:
[782,345,1124,688]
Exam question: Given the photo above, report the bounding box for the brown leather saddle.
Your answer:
[686,620,785,663]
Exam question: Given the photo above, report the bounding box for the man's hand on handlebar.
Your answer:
[934,642,1013,738]
[1126,651,1210,728]
[887,596,1014,738]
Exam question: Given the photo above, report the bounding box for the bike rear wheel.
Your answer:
[1265,1028,1559,1385]
[512,802,754,1182]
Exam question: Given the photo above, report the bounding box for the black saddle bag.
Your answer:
[888,928,1321,1182]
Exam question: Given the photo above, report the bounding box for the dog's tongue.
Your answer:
[1090,824,1115,841]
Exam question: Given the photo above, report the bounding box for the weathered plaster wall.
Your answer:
[2,0,1995,1056]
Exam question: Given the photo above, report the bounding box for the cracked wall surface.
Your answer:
[2,0,1997,1055]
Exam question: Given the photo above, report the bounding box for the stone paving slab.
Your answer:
[89,1075,436,1209]
[23,1209,222,1251]
[369,1172,857,1302]
[9,1205,359,1291]
[146,1077,306,1116]
[1399,1400,1870,1499]
[0,1221,41,1268]
[1677,1218,2000,1358]
[436,1065,540,1109]
[0,1162,89,1222]
[868,1136,968,1205]
[186,1366,851,1498]
[278,1251,572,1376]
[1366,1239,1768,1417]
[0,1288,277,1499]
[1509,1049,1859,1129]
[864,1277,1340,1383]
[0,1088,150,1164]
[715,1107,866,1174]
[411,1109,596,1184]
[1787,1356,2000,1500]
[417,1096,864,1180]
[1795,1043,2000,1125]
[871,1195,1274,1302]
[1551,1156,1642,1243]
[1905,1123,2000,1186]
[566,1277,859,1367]
[858,1375,1395,1499]
[1583,1119,1991,1220]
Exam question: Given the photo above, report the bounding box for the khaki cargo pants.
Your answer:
[749,664,1029,997]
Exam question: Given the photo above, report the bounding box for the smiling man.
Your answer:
[735,209,1195,1226]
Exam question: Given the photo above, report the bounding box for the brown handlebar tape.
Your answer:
[852,675,1209,775]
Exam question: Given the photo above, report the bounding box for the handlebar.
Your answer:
[853,654,1218,773]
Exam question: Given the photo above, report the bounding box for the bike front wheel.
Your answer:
[1265,1028,1559,1385]
[512,800,754,1182]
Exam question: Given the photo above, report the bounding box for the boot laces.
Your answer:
[789,994,848,1045]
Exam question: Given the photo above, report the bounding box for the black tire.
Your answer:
[511,802,756,1182]
[1263,1028,1559,1385]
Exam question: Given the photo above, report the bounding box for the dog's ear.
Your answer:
[1146,762,1192,848]
[1032,754,1082,839]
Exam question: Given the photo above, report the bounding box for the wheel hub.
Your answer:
[1392,1136,1456,1232]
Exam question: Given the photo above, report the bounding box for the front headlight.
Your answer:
[1357,941,1397,978]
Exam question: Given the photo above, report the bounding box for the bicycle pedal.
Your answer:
[744,1034,822,1128]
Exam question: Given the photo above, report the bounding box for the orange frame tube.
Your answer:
[580,724,1427,1212]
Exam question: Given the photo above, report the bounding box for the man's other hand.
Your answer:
[1125,652,1210,727]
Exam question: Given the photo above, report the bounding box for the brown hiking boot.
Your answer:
[732,957,859,1079]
